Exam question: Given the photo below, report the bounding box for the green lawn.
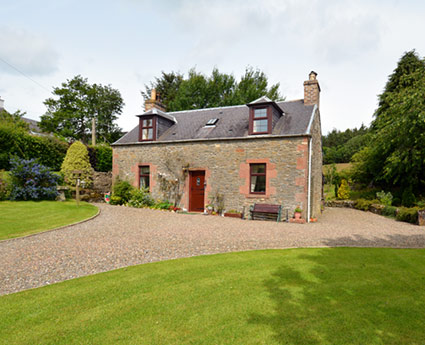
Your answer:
[0,200,98,240]
[1,248,425,344]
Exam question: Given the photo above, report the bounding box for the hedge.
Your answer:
[88,144,112,172]
[0,125,68,171]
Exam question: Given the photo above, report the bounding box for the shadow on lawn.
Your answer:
[248,245,425,344]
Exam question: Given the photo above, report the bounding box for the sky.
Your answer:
[1,0,425,135]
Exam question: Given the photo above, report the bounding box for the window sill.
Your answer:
[245,195,269,199]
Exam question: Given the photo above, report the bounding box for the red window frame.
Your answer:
[139,116,156,141]
[139,165,150,191]
[250,163,266,194]
[249,106,271,135]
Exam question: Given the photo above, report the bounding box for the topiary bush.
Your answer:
[396,207,419,224]
[337,179,350,200]
[9,157,59,200]
[61,141,94,187]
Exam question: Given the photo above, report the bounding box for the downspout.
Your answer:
[307,137,312,223]
[306,104,317,224]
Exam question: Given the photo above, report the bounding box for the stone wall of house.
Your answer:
[113,136,313,219]
[310,109,323,218]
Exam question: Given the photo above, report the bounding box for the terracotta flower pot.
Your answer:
[294,212,302,220]
[224,212,243,219]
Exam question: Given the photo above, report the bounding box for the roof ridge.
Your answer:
[277,99,303,104]
[166,103,247,115]
[165,98,303,115]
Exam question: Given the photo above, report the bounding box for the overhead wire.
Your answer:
[0,56,51,94]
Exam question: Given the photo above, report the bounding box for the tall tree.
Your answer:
[141,67,283,112]
[40,76,124,143]
[353,50,425,192]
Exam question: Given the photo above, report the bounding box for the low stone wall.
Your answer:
[92,171,112,194]
[325,200,355,208]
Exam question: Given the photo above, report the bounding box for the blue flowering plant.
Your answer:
[9,157,60,200]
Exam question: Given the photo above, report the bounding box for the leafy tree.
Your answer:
[322,125,369,164]
[142,67,283,112]
[353,50,425,193]
[0,109,29,130]
[40,75,124,143]
[61,141,94,187]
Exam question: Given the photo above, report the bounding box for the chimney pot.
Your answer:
[144,88,166,112]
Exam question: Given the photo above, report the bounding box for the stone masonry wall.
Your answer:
[113,136,311,219]
[310,109,323,218]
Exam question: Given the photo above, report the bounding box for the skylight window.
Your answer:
[205,118,218,126]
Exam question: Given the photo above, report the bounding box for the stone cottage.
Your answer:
[112,72,323,221]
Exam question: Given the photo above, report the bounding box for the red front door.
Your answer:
[189,171,205,212]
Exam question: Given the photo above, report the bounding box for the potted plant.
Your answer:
[205,204,214,215]
[224,209,243,219]
[294,206,302,220]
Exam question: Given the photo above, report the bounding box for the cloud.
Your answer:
[0,26,59,76]
[163,0,382,65]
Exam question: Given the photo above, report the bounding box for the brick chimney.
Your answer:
[0,96,4,111]
[303,71,320,108]
[144,89,166,112]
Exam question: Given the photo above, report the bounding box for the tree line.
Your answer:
[324,50,425,198]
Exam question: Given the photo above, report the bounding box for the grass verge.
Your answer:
[1,248,425,344]
[0,200,98,240]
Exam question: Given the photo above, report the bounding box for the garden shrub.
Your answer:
[354,198,379,211]
[88,144,112,172]
[392,197,402,207]
[111,178,134,205]
[9,157,59,200]
[349,187,380,200]
[128,188,154,208]
[61,141,94,187]
[376,190,393,206]
[396,207,419,224]
[337,179,350,200]
[401,188,416,207]
[154,200,174,210]
[0,124,68,170]
[382,205,397,218]
[0,170,12,200]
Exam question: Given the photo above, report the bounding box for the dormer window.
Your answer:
[140,117,156,141]
[252,108,269,134]
[247,96,283,136]
[249,106,271,135]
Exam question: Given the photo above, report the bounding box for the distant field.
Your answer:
[323,163,352,174]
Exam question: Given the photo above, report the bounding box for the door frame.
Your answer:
[189,170,205,212]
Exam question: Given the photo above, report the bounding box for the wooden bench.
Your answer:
[250,203,282,222]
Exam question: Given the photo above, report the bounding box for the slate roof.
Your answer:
[113,99,315,145]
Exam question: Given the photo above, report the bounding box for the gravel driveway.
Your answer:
[1,204,425,295]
